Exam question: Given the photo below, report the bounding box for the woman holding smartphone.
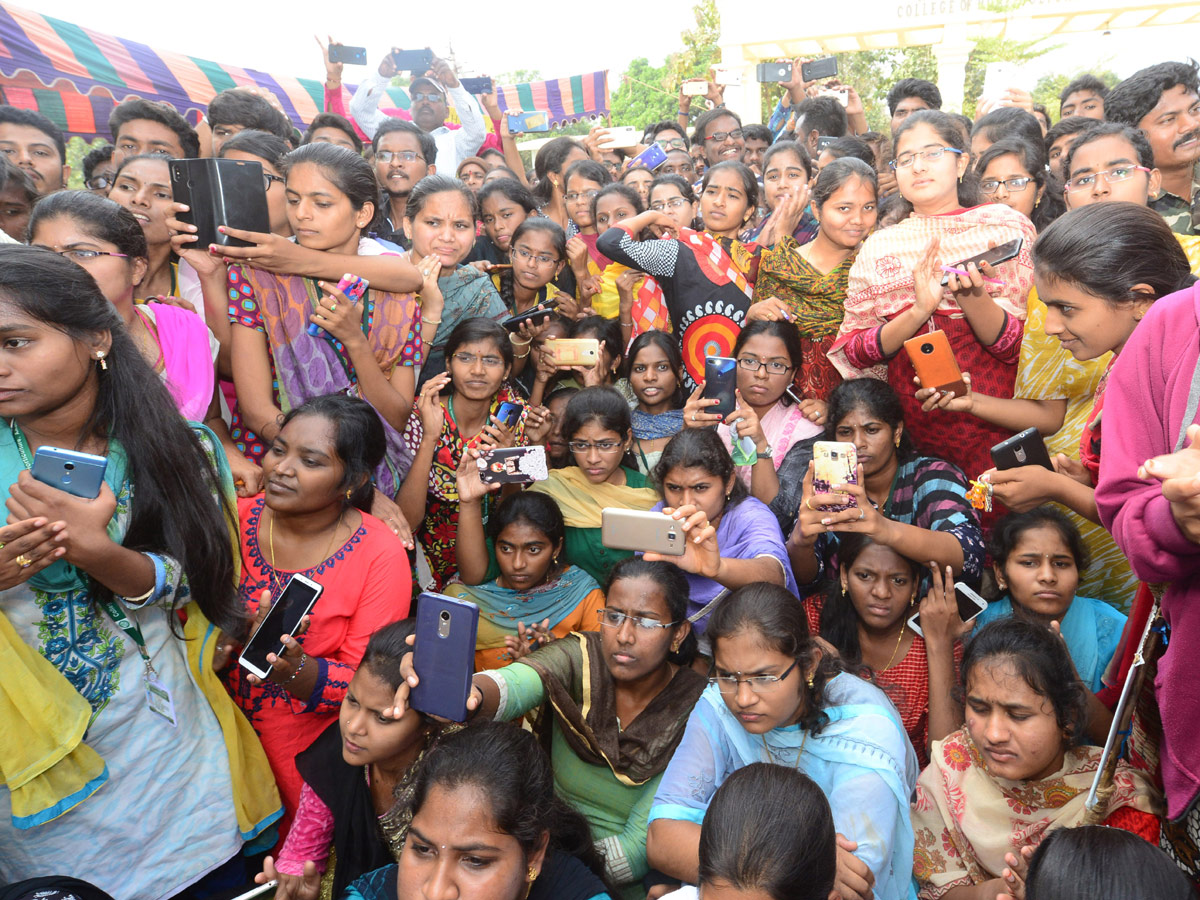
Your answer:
[107,153,184,301]
[0,246,276,899]
[226,393,412,842]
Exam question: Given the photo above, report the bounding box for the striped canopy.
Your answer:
[492,71,610,128]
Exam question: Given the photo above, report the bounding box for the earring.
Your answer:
[345,488,353,500]
[96,353,107,371]
[671,641,681,653]
[527,867,538,883]
[894,435,900,447]
[806,673,815,689]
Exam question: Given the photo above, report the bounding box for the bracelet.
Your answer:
[514,349,531,359]
[619,319,633,327]
[284,654,308,684]
[677,108,689,116]
[509,333,532,345]
[423,317,442,325]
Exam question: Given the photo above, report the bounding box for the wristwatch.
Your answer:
[756,443,773,462]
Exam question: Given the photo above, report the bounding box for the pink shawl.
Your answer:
[140,303,214,422]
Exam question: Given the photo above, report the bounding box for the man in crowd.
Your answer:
[886,77,942,135]
[109,97,200,165]
[373,118,436,247]
[206,89,295,155]
[0,107,68,195]
[1060,73,1109,120]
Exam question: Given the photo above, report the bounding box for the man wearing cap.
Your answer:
[351,53,487,175]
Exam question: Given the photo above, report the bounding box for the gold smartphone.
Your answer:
[544,338,600,367]
[600,508,686,556]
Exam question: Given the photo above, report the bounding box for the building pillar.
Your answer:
[932,24,975,114]
[715,43,762,124]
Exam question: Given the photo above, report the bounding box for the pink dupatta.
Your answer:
[140,303,214,422]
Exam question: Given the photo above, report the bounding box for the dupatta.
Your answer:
[577,234,669,329]
[527,466,658,529]
[139,303,214,422]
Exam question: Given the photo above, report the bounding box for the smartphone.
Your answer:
[816,135,838,152]
[598,126,642,150]
[801,56,838,82]
[389,48,434,72]
[495,400,523,429]
[502,301,557,333]
[940,237,1024,286]
[31,447,108,499]
[600,508,686,556]
[817,88,849,106]
[228,881,277,900]
[812,441,858,512]
[410,593,479,722]
[908,582,988,637]
[991,426,1054,471]
[702,356,737,418]
[627,143,668,171]
[544,338,599,367]
[682,80,708,96]
[307,274,368,337]
[507,111,551,133]
[756,61,793,82]
[238,574,323,680]
[170,158,271,249]
[460,76,494,94]
[328,44,366,66]
[713,69,742,86]
[904,331,967,398]
[478,446,549,485]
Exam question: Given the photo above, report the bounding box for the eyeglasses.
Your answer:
[980,176,1033,194]
[86,174,115,191]
[736,356,792,374]
[376,150,424,165]
[567,440,624,453]
[655,138,688,151]
[263,172,285,190]
[709,659,798,694]
[705,129,744,143]
[512,246,559,266]
[451,352,505,368]
[596,609,678,631]
[1064,165,1151,193]
[565,190,600,203]
[650,197,691,211]
[41,248,130,263]
[890,146,963,169]
[410,91,444,103]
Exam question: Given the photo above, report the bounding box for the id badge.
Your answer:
[145,674,178,727]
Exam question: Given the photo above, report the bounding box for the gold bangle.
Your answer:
[509,333,532,345]
[514,349,531,359]
[423,317,442,325]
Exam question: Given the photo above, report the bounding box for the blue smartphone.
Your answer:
[506,111,551,133]
[627,143,668,171]
[702,356,738,418]
[31,447,108,499]
[495,400,523,429]
[410,592,479,722]
[307,273,368,337]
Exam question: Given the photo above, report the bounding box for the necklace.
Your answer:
[760,729,808,768]
[881,624,907,672]
[266,507,344,594]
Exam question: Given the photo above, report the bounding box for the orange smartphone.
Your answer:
[544,338,600,367]
[904,330,967,397]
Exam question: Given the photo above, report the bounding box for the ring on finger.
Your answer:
[14,553,32,568]
[858,507,866,521]
[805,498,816,511]
[329,301,337,312]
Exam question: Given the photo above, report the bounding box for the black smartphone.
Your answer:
[756,61,793,83]
[908,582,988,637]
[940,237,1024,286]
[817,135,838,151]
[801,56,838,82]
[238,574,323,680]
[389,48,434,72]
[990,426,1054,471]
[170,158,271,249]
[502,301,557,332]
[495,400,523,429]
[328,44,366,65]
[460,76,494,94]
[702,356,737,418]
[410,593,479,722]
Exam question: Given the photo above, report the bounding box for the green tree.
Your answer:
[1032,68,1119,120]
[611,57,677,127]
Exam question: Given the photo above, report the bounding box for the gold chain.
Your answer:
[267,507,343,593]
[761,730,808,767]
[880,624,907,672]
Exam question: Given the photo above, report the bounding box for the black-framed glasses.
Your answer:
[980,176,1033,194]
[596,609,678,631]
[86,174,116,191]
[705,129,744,143]
[890,146,963,169]
[264,172,285,191]
[376,150,424,165]
[736,356,791,375]
[709,659,799,694]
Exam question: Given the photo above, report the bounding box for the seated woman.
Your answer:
[261,722,615,900]
[266,619,458,898]
[647,582,918,900]
[1024,826,1195,900]
[228,143,423,505]
[806,533,964,766]
[596,160,759,390]
[449,484,605,671]
[782,379,984,592]
[0,246,276,898]
[977,507,1125,694]
[399,318,527,589]
[626,331,686,477]
[528,387,658,584]
[661,763,838,900]
[648,428,795,643]
[225,394,413,838]
[912,618,1160,900]
[683,319,824,504]
[751,157,879,401]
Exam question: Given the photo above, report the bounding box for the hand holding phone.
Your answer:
[31,447,108,499]
[904,331,967,399]
[238,577,323,680]
[307,274,368,337]
[908,576,987,639]
[328,44,366,65]
[410,593,479,722]
[812,441,858,512]
[702,357,737,418]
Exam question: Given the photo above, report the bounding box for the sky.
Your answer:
[34,0,1200,96]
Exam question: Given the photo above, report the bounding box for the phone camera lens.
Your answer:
[64,462,75,470]
[920,343,934,355]
[667,532,677,541]
[439,611,451,623]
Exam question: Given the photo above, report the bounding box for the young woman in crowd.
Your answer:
[625,331,686,476]
[563,159,612,241]
[399,318,527,589]
[0,246,276,898]
[683,319,824,503]
[531,137,589,231]
[492,217,568,317]
[829,110,1036,507]
[647,428,796,644]
[108,153,183,301]
[660,764,838,900]
[543,384,579,468]
[263,722,615,900]
[619,165,654,205]
[647,582,918,900]
[531,316,626,407]
[807,533,965,766]
[528,387,658,584]
[225,394,412,839]
[974,138,1048,226]
[912,619,1159,900]
[1023,826,1196,900]
[647,174,698,235]
[743,141,818,248]
[975,507,1125,694]
[597,160,759,389]
[585,183,667,327]
[750,158,879,401]
[524,311,572,401]
[448,484,605,670]
[265,619,458,899]
[477,176,538,257]
[782,379,984,591]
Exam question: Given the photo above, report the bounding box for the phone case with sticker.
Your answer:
[478,446,549,484]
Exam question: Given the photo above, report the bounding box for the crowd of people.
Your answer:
[0,35,1199,900]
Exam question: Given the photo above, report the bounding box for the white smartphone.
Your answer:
[238,574,323,680]
[682,80,708,96]
[713,68,742,86]
[908,581,988,637]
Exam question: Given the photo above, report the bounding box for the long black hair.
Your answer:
[487,491,566,582]
[532,137,585,205]
[283,142,379,214]
[359,617,417,691]
[277,393,386,512]
[409,721,616,894]
[1026,826,1196,900]
[0,246,238,630]
[604,556,697,665]
[653,428,748,509]
[30,190,148,261]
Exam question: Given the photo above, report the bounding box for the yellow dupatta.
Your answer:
[527,466,658,529]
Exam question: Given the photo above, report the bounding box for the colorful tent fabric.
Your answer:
[493,71,610,129]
